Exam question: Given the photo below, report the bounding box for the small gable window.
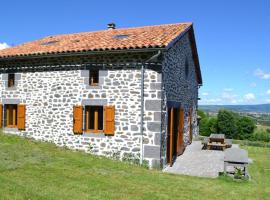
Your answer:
[8,73,15,87]
[89,70,99,86]
[185,58,189,79]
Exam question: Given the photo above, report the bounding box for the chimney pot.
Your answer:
[107,23,116,30]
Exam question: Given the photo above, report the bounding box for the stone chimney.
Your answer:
[107,23,116,30]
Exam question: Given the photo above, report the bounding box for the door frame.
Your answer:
[177,108,185,156]
[166,101,182,167]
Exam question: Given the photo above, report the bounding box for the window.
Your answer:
[113,34,129,39]
[41,40,59,46]
[85,106,103,133]
[8,73,15,87]
[0,104,25,129]
[73,105,115,135]
[89,70,99,86]
[5,104,18,127]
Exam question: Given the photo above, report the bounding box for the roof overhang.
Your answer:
[188,26,203,85]
[0,47,165,62]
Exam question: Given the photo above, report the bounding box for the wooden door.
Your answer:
[177,108,184,155]
[167,107,179,167]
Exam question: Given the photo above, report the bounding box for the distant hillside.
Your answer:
[199,104,270,113]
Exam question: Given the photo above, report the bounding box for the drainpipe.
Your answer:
[140,50,162,165]
[140,64,145,165]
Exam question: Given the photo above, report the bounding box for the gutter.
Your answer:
[140,50,162,165]
[0,48,165,62]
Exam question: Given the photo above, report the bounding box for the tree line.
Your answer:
[198,109,270,142]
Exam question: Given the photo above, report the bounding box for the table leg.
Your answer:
[224,162,227,175]
[244,164,248,178]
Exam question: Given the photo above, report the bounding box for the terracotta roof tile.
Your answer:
[0,22,192,58]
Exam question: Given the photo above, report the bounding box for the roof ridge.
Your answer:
[43,22,193,39]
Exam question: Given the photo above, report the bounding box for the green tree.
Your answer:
[217,109,238,138]
[199,116,218,136]
[208,117,218,133]
[237,116,256,139]
[199,118,210,136]
[197,109,207,119]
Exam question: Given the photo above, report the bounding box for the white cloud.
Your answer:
[200,90,261,105]
[221,90,239,104]
[243,93,256,102]
[254,68,270,80]
[266,99,270,103]
[267,90,270,96]
[200,98,222,104]
[202,92,209,96]
[0,42,10,50]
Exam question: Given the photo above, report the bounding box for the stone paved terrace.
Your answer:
[163,141,239,178]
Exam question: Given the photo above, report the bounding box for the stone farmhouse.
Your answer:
[0,22,202,169]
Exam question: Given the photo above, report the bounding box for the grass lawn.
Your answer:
[0,132,269,200]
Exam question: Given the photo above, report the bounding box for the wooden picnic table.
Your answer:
[224,148,250,178]
[209,133,225,143]
[207,134,226,150]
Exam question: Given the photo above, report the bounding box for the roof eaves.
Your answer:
[0,47,166,62]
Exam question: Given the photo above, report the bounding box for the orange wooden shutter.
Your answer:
[104,105,115,135]
[189,108,193,143]
[177,108,184,155]
[0,104,2,128]
[73,105,83,134]
[17,104,26,130]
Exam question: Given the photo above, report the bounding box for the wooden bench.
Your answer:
[225,139,232,148]
[207,142,226,151]
[202,137,209,149]
[224,148,250,179]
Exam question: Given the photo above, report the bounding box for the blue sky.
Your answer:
[0,0,269,105]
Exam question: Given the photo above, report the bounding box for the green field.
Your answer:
[256,125,270,131]
[0,132,269,200]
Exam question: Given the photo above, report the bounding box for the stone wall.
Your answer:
[161,32,199,167]
[0,66,162,168]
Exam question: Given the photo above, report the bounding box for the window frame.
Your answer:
[8,73,15,88]
[5,104,18,128]
[84,105,104,133]
[89,70,99,86]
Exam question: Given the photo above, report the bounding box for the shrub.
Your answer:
[252,129,270,142]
